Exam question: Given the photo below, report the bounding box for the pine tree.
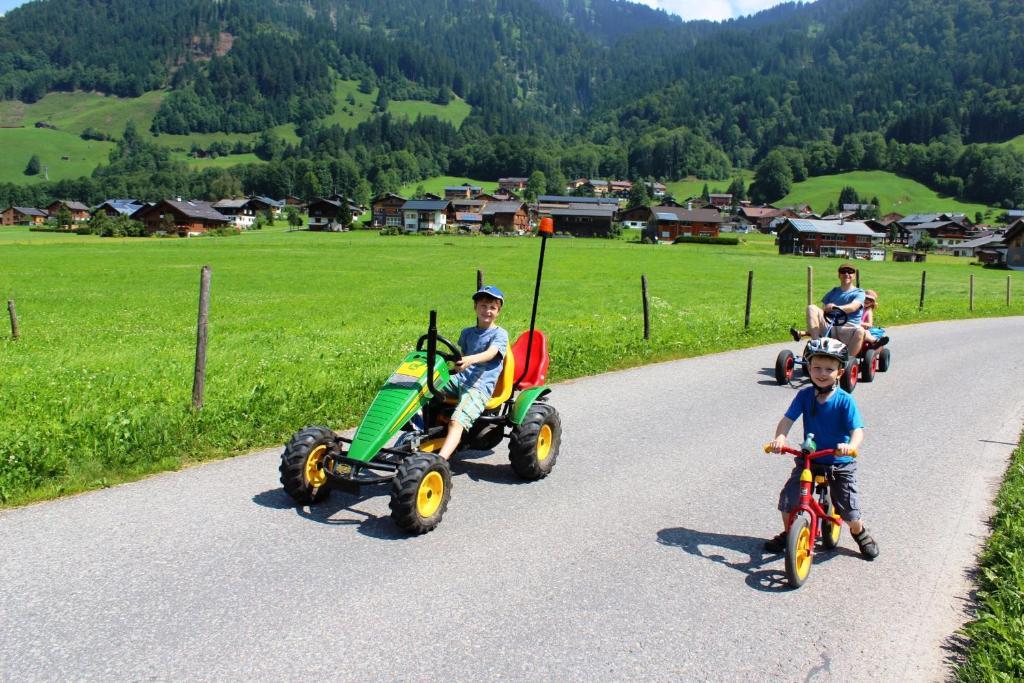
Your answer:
[24,154,42,176]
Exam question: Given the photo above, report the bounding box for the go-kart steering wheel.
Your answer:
[824,308,848,327]
[416,334,463,363]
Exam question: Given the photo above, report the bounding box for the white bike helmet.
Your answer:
[804,337,849,365]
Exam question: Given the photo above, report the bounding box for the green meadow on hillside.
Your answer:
[400,176,499,197]
[780,171,993,217]
[0,128,114,184]
[1,226,1020,505]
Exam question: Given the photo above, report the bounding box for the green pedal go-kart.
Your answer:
[279,218,561,534]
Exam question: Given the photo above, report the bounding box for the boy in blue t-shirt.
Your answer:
[437,285,509,461]
[766,337,879,559]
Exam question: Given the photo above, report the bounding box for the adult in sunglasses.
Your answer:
[790,262,867,356]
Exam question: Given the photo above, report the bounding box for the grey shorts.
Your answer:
[777,459,861,522]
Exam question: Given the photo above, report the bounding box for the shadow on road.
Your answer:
[757,366,806,388]
[657,526,855,592]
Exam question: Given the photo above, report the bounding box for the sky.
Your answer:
[0,0,788,21]
[635,0,788,22]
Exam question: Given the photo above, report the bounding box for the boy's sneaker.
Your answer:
[789,326,801,342]
[853,529,879,560]
[764,532,786,553]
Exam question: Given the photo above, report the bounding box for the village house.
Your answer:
[248,195,284,216]
[45,200,90,224]
[443,184,482,200]
[543,203,617,237]
[134,199,230,236]
[1,206,48,226]
[776,218,882,259]
[708,193,733,209]
[609,180,632,197]
[402,199,450,233]
[950,232,1004,258]
[307,197,359,231]
[1001,219,1024,270]
[646,207,725,241]
[93,199,144,218]
[481,201,529,233]
[370,192,407,228]
[213,198,257,229]
[498,177,528,193]
[283,195,307,211]
[904,220,972,250]
[452,211,483,231]
[617,204,652,230]
[739,206,784,232]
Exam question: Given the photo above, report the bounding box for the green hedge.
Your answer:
[672,235,739,245]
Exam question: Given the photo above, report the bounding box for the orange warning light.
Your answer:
[538,217,554,235]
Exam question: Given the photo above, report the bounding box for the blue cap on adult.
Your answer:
[472,285,505,303]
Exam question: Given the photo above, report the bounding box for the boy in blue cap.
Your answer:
[437,285,509,461]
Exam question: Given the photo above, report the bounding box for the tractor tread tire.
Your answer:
[279,425,336,505]
[509,403,561,481]
[389,453,451,535]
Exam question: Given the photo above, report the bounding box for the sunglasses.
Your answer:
[838,268,856,274]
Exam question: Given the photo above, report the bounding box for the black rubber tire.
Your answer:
[279,426,336,505]
[819,488,842,550]
[389,453,451,534]
[860,348,876,383]
[774,349,795,385]
[509,403,561,480]
[877,347,891,372]
[785,512,814,589]
[840,358,858,393]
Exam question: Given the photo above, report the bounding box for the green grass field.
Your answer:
[1,226,1020,506]
[0,90,163,136]
[0,127,115,184]
[665,171,753,202]
[1001,133,1024,153]
[780,171,993,217]
[399,175,499,197]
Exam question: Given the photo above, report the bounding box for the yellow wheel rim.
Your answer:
[304,444,328,488]
[536,424,553,462]
[417,471,444,518]
[795,526,812,579]
[829,515,841,544]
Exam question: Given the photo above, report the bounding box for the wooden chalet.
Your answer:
[1003,219,1024,270]
[498,177,528,193]
[776,219,882,259]
[45,200,90,224]
[617,205,652,230]
[307,197,358,231]
[248,195,284,215]
[93,199,143,218]
[708,193,733,208]
[370,192,407,228]
[542,203,616,237]
[134,199,230,236]
[443,184,482,200]
[739,206,784,232]
[1,206,48,226]
[646,207,725,241]
[481,201,529,233]
[905,220,971,251]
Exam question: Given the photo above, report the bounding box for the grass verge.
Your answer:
[955,432,1024,681]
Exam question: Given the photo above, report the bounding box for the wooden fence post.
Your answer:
[641,274,650,340]
[744,270,753,329]
[969,274,974,312]
[7,299,19,340]
[476,269,483,290]
[1008,276,1012,307]
[919,270,927,310]
[806,266,813,306]
[192,266,212,411]
[855,268,860,288]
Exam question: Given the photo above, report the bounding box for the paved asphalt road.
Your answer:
[2,317,1023,681]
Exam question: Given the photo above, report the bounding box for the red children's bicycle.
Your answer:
[764,434,857,588]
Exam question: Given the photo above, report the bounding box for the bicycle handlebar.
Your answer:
[762,444,858,458]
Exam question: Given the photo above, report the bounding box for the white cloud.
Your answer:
[633,0,787,22]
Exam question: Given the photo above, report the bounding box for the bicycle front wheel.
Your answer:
[785,512,813,588]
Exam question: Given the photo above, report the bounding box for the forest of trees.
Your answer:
[1,0,1024,208]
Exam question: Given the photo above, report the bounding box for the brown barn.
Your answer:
[1,206,48,226]
[134,199,231,236]
[647,207,724,241]
[481,201,529,233]
[544,204,616,237]
[45,200,90,224]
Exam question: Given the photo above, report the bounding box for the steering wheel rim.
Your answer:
[825,308,848,327]
[416,334,463,363]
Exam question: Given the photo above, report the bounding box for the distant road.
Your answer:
[2,317,1022,680]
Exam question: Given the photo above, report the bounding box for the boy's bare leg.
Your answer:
[849,519,864,535]
[438,421,464,461]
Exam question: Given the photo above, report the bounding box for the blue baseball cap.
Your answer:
[472,285,505,303]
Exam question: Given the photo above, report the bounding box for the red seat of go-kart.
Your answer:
[510,330,549,390]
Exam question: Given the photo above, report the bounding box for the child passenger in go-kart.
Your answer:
[437,285,509,461]
[766,337,880,560]
[790,262,868,356]
[860,289,889,347]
